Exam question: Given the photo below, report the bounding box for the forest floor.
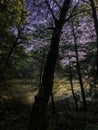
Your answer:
[0,79,98,130]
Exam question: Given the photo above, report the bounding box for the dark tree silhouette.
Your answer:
[28,0,71,130]
[71,22,87,111]
[89,0,98,78]
[69,63,79,111]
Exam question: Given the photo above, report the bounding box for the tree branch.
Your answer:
[53,0,61,10]
[45,0,57,23]
[65,0,80,22]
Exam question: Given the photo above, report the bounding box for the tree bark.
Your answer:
[28,1,70,130]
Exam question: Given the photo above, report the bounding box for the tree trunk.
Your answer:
[51,91,55,115]
[89,0,98,78]
[39,50,45,87]
[0,41,17,82]
[0,31,20,82]
[69,65,78,111]
[28,1,70,130]
[72,24,87,111]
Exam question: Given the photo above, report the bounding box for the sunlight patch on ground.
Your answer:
[0,80,38,106]
[2,79,98,106]
[22,91,38,105]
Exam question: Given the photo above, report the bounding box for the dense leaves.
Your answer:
[0,0,28,80]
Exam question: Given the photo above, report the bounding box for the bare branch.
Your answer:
[67,6,98,21]
[53,0,61,10]
[65,0,80,22]
[45,0,57,23]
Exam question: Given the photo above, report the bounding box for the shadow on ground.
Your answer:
[0,80,98,130]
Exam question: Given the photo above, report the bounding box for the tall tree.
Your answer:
[71,21,87,111]
[28,0,71,130]
[0,0,28,81]
[69,61,79,111]
[89,0,98,78]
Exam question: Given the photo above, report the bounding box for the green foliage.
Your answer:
[0,0,28,80]
[0,0,28,27]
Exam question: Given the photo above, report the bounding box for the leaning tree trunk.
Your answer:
[28,1,70,130]
[0,26,22,82]
[89,0,98,78]
[0,39,18,82]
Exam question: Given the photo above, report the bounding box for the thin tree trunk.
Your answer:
[51,91,55,115]
[0,29,21,81]
[69,65,78,111]
[72,24,87,111]
[39,50,45,87]
[28,1,70,130]
[89,0,98,78]
[0,41,18,82]
[66,98,71,111]
[3,43,17,71]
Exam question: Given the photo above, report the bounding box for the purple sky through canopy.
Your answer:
[25,0,97,67]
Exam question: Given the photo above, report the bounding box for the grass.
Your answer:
[48,101,98,130]
[0,79,98,130]
[0,79,36,130]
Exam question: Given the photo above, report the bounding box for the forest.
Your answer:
[0,0,98,130]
